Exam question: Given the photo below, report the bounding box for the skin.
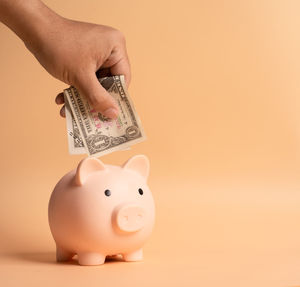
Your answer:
[0,0,131,119]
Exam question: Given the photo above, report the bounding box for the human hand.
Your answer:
[31,18,130,118]
[0,0,130,118]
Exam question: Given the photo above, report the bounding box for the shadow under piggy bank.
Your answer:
[6,252,125,265]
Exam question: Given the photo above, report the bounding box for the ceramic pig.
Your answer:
[48,155,155,266]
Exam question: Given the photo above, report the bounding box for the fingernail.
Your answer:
[103,108,118,119]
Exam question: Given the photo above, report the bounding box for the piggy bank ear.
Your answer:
[75,157,106,186]
[122,155,150,180]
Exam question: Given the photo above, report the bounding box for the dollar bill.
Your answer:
[64,75,145,157]
[65,96,86,154]
[65,99,131,154]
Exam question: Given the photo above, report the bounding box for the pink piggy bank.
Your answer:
[48,155,155,265]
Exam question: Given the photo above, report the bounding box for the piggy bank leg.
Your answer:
[77,252,105,266]
[123,249,143,262]
[56,246,74,262]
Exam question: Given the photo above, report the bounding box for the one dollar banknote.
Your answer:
[64,75,146,157]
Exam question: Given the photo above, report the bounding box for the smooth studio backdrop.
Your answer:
[1,0,300,286]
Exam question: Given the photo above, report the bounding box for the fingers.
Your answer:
[100,29,131,87]
[60,105,66,117]
[110,57,131,88]
[55,93,64,104]
[55,93,65,117]
[75,70,119,119]
[55,68,119,119]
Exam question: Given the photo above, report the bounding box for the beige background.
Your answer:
[1,0,300,286]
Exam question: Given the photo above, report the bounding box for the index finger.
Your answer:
[109,57,131,88]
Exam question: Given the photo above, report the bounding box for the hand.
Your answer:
[31,18,130,118]
[0,0,130,119]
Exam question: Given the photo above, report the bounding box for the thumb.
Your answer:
[75,71,119,119]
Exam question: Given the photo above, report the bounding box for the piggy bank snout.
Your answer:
[114,205,146,233]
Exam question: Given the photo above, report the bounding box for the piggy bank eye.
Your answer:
[104,189,111,197]
[138,188,143,195]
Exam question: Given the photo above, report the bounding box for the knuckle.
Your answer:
[111,28,126,43]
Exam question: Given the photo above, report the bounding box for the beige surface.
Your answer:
[1,0,300,286]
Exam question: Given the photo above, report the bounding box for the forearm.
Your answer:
[0,0,61,48]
